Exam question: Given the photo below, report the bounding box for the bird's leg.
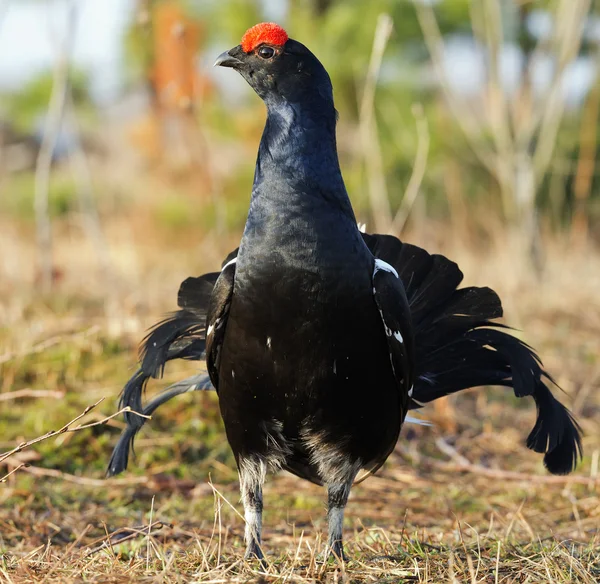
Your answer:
[325,475,356,561]
[238,457,266,560]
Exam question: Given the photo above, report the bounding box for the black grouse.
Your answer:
[108,22,582,561]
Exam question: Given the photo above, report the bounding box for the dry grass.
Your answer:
[0,468,598,582]
[0,203,599,582]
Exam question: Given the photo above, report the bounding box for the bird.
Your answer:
[108,22,582,561]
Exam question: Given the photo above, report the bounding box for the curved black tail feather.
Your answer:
[107,373,214,476]
[527,383,582,475]
[107,368,149,476]
[108,273,218,477]
[140,310,207,379]
[121,308,207,431]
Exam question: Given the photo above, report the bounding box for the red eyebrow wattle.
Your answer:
[241,22,289,53]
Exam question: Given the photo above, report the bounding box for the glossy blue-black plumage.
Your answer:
[108,28,581,538]
[211,39,415,485]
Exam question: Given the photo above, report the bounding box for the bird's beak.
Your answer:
[214,48,244,69]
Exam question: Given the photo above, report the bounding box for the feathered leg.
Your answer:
[324,464,360,561]
[238,457,266,560]
[326,483,351,560]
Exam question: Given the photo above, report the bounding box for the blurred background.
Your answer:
[0,0,599,541]
[1,0,599,302]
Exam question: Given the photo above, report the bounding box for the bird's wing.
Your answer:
[205,258,237,390]
[371,258,415,416]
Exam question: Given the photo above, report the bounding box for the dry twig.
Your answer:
[413,0,591,253]
[359,13,394,232]
[0,389,65,402]
[0,325,100,364]
[85,521,167,556]
[391,103,430,233]
[65,93,116,302]
[0,399,149,480]
[17,465,149,487]
[34,0,78,292]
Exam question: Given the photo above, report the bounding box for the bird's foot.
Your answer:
[323,540,349,563]
[244,541,266,566]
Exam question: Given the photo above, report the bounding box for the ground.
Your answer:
[0,217,599,583]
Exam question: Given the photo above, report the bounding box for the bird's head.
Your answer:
[215,23,334,111]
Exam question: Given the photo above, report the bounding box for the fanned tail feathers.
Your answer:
[107,272,219,477]
[110,236,582,477]
[363,233,582,475]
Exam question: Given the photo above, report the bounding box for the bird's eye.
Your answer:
[257,46,275,59]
